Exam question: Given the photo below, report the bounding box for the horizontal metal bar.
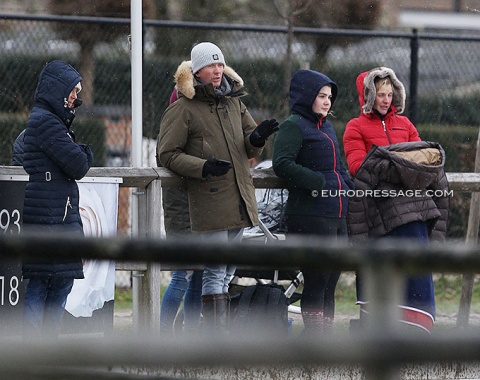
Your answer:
[0,332,480,371]
[1,234,479,273]
[0,13,131,25]
[2,14,480,42]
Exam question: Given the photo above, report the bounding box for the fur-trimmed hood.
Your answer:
[173,60,244,100]
[356,67,406,115]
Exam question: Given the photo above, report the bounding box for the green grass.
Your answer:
[433,273,480,320]
[113,272,480,330]
[114,272,480,310]
[114,287,133,310]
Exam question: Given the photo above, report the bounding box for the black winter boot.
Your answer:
[201,293,230,336]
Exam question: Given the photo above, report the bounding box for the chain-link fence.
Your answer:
[1,14,480,239]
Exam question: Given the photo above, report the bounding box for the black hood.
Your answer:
[34,60,82,126]
[289,69,337,122]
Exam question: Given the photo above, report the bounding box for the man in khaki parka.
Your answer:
[157,42,278,334]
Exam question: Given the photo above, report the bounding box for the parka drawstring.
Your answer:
[63,196,72,221]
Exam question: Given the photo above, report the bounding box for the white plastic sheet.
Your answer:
[65,182,118,317]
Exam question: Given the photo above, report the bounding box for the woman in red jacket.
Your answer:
[343,67,420,175]
[343,67,449,334]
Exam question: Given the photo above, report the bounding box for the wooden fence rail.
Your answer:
[1,166,480,379]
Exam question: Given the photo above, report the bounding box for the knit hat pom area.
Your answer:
[191,42,226,74]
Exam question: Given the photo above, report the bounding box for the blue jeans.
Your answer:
[198,228,243,295]
[160,270,203,332]
[23,277,74,337]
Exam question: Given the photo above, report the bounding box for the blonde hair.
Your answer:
[374,76,392,92]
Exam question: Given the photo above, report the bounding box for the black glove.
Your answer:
[80,143,94,166]
[250,119,279,147]
[202,157,232,177]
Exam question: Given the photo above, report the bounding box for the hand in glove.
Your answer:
[202,157,232,177]
[79,144,94,166]
[250,119,279,147]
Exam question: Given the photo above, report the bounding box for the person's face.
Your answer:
[374,82,393,115]
[195,63,224,88]
[67,85,81,108]
[312,85,332,117]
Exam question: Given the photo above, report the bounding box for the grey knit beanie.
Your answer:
[191,42,226,74]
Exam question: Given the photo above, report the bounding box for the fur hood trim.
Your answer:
[361,67,406,115]
[174,60,244,100]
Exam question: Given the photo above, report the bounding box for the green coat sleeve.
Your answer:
[272,118,325,191]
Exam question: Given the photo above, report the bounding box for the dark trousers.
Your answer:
[23,277,74,338]
[286,215,347,316]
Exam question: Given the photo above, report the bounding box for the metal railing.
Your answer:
[2,222,480,379]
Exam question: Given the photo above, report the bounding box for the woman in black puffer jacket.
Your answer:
[21,60,93,337]
[273,69,353,335]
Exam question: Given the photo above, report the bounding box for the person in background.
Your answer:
[159,88,202,336]
[273,69,353,335]
[20,60,93,338]
[11,129,25,166]
[160,189,203,335]
[343,66,449,334]
[157,42,278,335]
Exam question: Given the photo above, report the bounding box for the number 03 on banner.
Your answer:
[0,209,21,234]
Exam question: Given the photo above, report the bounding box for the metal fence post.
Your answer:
[409,28,419,125]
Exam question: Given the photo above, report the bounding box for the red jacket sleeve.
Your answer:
[343,119,368,176]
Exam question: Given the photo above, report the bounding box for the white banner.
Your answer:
[65,181,119,318]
